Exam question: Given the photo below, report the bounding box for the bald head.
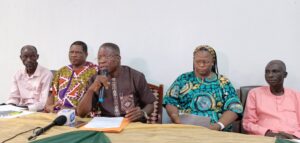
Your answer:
[266,60,286,72]
[20,45,38,54]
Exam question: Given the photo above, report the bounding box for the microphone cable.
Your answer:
[1,127,41,143]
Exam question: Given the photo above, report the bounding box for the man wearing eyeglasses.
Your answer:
[6,45,53,111]
[77,43,156,122]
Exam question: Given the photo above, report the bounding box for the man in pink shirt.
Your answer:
[6,45,53,111]
[243,60,300,139]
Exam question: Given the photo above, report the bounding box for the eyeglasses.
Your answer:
[194,60,212,66]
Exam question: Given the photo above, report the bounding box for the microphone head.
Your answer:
[57,109,76,125]
[99,69,108,76]
[53,115,67,126]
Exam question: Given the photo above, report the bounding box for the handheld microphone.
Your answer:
[28,115,67,140]
[98,69,108,103]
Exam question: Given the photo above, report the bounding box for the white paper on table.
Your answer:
[179,113,211,128]
[83,117,124,129]
[0,104,33,119]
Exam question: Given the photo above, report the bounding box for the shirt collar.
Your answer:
[22,64,41,78]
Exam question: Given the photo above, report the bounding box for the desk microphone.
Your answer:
[98,69,108,103]
[28,115,67,140]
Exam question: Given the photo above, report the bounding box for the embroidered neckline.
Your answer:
[196,72,218,84]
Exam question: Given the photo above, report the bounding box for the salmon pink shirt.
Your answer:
[243,86,300,137]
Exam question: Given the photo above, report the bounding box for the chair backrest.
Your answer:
[239,85,261,133]
[50,70,57,76]
[240,86,261,109]
[147,83,164,124]
[232,86,261,133]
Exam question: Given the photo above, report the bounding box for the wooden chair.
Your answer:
[147,83,164,124]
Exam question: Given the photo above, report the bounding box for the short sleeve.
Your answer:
[163,75,183,108]
[220,76,243,116]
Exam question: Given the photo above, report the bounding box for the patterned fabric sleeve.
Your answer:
[163,74,183,109]
[219,76,243,117]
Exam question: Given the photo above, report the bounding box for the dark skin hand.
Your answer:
[125,107,144,122]
[90,75,110,92]
[278,131,299,139]
[125,104,153,122]
[77,75,110,117]
[44,101,62,113]
[265,130,299,139]
[165,104,180,124]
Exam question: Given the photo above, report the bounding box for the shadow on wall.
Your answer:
[216,51,229,77]
[129,58,150,77]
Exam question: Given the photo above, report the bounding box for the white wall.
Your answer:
[0,0,299,104]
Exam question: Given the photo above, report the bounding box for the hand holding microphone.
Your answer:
[90,69,110,93]
[89,69,109,103]
[98,69,108,103]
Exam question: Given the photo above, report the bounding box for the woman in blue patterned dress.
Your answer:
[163,45,243,131]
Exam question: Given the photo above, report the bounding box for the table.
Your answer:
[0,113,275,143]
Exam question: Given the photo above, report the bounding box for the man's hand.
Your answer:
[125,107,144,122]
[278,131,298,139]
[89,75,110,92]
[265,130,297,139]
[44,102,62,113]
[265,130,278,137]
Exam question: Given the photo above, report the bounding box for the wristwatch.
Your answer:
[141,110,149,119]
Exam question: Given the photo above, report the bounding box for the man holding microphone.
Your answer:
[77,43,155,122]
